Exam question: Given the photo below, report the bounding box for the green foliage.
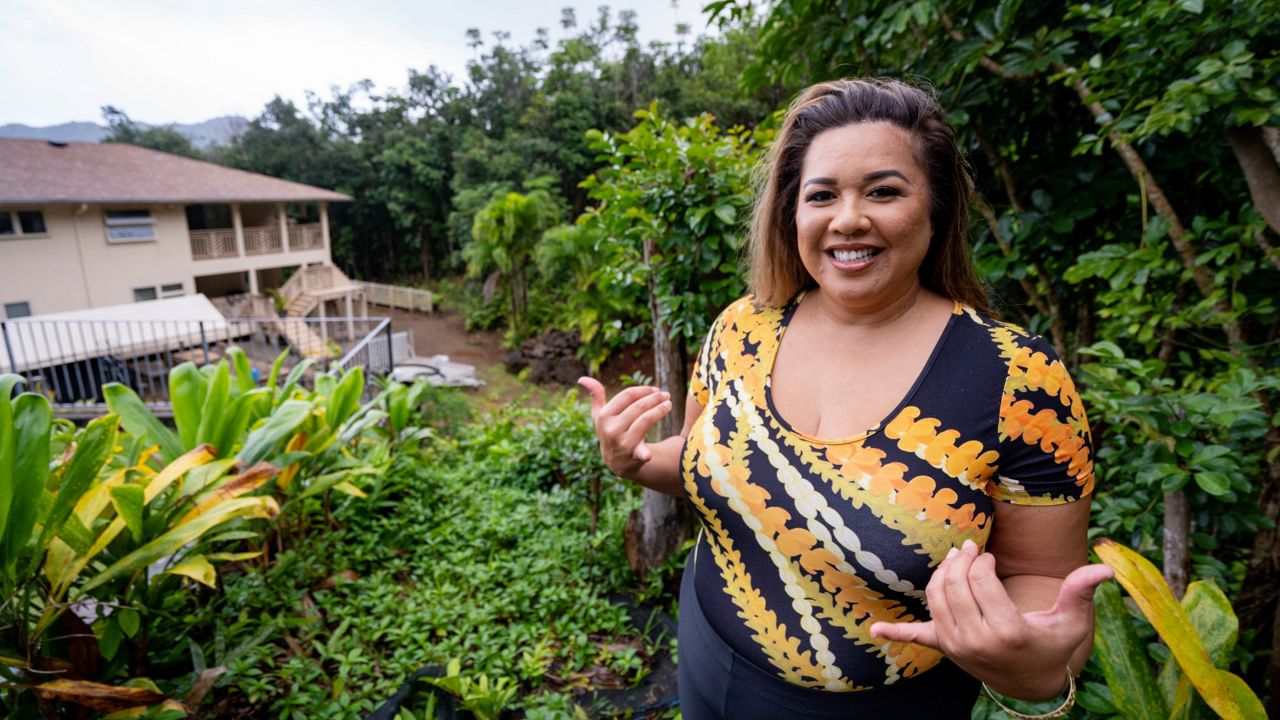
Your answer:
[0,353,398,716]
[162,397,645,718]
[419,659,517,720]
[211,11,772,284]
[101,105,203,159]
[571,105,763,369]
[466,182,565,341]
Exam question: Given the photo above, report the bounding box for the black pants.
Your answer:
[676,557,980,719]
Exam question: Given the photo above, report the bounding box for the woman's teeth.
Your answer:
[831,248,880,262]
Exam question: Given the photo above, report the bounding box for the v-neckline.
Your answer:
[762,292,961,445]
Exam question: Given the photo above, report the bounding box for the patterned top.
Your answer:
[680,294,1095,692]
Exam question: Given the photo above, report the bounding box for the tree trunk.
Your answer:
[623,237,694,577]
[1162,489,1189,599]
[1226,126,1280,237]
[419,227,432,281]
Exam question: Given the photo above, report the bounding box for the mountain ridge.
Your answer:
[0,116,249,149]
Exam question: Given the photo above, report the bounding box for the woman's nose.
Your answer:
[830,198,871,235]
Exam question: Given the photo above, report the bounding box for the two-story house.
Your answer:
[0,137,352,319]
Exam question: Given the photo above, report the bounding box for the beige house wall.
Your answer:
[0,205,92,314]
[0,202,333,316]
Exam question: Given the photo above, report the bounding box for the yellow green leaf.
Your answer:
[71,466,128,527]
[1160,578,1239,714]
[77,496,278,595]
[1094,539,1266,720]
[163,555,217,589]
[275,431,308,493]
[332,481,368,498]
[175,462,277,527]
[206,550,263,562]
[46,445,215,601]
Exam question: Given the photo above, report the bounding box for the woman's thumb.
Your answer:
[577,377,606,412]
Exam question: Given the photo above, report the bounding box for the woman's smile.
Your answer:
[827,245,883,269]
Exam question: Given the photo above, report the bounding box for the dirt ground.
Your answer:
[375,304,507,367]
[372,304,658,412]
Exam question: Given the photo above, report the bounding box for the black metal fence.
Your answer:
[0,316,392,415]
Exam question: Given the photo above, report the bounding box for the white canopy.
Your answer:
[0,294,233,373]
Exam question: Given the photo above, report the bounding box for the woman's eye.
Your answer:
[805,190,835,202]
[868,186,902,198]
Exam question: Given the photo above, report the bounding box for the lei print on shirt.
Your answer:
[986,319,1095,504]
[682,296,1096,693]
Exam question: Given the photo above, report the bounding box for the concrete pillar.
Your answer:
[277,203,289,253]
[232,203,245,257]
[361,292,368,318]
[248,269,259,295]
[300,263,309,292]
[318,297,328,343]
[319,202,331,258]
[344,294,354,340]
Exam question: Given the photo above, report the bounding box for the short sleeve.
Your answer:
[688,304,731,406]
[992,334,1096,505]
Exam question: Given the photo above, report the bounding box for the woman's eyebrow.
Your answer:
[863,169,911,184]
[801,169,911,187]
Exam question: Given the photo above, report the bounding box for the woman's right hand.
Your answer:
[577,377,673,479]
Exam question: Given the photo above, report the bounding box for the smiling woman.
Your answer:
[582,78,1111,720]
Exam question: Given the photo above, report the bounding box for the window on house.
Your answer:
[18,211,46,234]
[133,283,184,302]
[105,209,157,243]
[3,302,32,319]
[0,210,47,237]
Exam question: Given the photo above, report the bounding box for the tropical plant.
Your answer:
[466,181,565,342]
[0,380,279,715]
[1093,539,1266,719]
[419,659,518,720]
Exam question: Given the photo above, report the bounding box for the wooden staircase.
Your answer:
[272,264,360,359]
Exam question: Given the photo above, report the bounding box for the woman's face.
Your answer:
[794,121,933,314]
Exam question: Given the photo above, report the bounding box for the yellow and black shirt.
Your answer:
[680,294,1094,693]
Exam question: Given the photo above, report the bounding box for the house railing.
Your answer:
[0,316,391,416]
[191,224,324,260]
[335,317,394,383]
[357,281,434,312]
[244,226,282,255]
[288,223,324,251]
[190,229,238,260]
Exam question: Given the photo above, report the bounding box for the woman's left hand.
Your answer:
[869,540,1113,700]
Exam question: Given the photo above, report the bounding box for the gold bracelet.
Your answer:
[982,667,1076,720]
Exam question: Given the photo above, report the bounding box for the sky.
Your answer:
[1,0,706,127]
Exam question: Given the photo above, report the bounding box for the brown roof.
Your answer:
[0,138,351,204]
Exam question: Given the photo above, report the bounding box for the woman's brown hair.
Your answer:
[749,78,994,316]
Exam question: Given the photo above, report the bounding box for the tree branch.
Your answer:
[1227,125,1280,237]
[1054,64,1246,350]
[1252,227,1280,273]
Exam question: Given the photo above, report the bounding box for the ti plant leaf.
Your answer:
[1094,539,1265,720]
